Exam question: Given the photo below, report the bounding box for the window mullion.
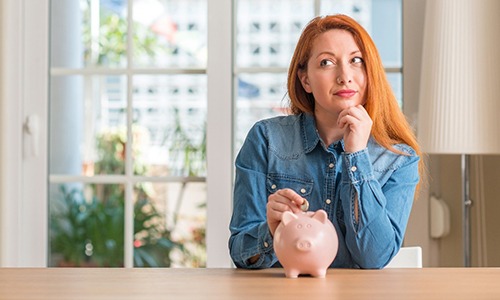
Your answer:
[206,0,234,267]
[124,0,134,268]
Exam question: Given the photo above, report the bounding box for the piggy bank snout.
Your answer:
[296,239,312,252]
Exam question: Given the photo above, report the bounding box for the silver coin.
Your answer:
[301,199,309,212]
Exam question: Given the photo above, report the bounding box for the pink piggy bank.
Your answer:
[273,209,338,278]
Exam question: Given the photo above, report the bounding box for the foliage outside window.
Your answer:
[49,1,207,267]
[50,126,206,267]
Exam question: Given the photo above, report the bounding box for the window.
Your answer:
[49,0,207,267]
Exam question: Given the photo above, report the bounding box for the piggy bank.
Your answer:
[273,209,338,278]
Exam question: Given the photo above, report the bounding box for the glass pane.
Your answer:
[133,0,207,68]
[235,0,314,68]
[320,0,402,67]
[50,75,127,176]
[49,183,125,267]
[387,72,403,107]
[133,182,206,267]
[235,73,288,153]
[132,75,207,177]
[80,0,129,68]
[50,0,85,69]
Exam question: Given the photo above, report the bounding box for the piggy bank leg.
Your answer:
[284,268,300,279]
[311,268,327,278]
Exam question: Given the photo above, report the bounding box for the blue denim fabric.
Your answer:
[228,113,420,269]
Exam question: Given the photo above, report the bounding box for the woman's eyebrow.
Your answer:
[315,50,362,59]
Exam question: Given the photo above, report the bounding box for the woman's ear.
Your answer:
[298,69,312,93]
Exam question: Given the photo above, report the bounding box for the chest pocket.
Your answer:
[266,173,313,198]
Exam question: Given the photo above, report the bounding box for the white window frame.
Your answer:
[1,0,420,267]
[0,0,49,267]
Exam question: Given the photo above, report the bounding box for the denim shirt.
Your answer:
[228,113,419,269]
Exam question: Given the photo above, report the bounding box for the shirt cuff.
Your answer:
[244,222,275,268]
[258,222,274,252]
[342,148,375,183]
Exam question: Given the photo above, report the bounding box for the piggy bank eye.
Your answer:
[296,224,303,229]
[306,224,312,229]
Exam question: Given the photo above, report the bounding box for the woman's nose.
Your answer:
[336,65,352,85]
[336,75,352,85]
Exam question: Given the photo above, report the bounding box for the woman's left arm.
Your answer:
[340,148,420,269]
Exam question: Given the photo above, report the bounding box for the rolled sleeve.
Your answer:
[228,122,278,269]
[231,222,276,268]
[339,147,420,269]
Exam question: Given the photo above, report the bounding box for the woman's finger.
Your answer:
[275,189,305,212]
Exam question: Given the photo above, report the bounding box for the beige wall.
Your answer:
[480,156,500,266]
[433,156,500,267]
[402,0,441,267]
[0,0,6,263]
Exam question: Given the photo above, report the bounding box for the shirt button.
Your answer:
[328,163,334,169]
[350,166,357,172]
[300,188,306,194]
[264,242,269,248]
[271,184,277,190]
[325,199,332,204]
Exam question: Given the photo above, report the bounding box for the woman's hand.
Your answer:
[267,188,305,236]
[337,104,373,153]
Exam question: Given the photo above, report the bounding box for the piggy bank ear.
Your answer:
[281,211,298,226]
[312,209,328,224]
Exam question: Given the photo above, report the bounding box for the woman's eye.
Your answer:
[352,57,364,64]
[320,59,333,67]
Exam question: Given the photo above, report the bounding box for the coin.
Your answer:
[300,198,309,212]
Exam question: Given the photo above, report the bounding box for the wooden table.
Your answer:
[0,267,499,299]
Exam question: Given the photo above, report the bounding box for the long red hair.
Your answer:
[287,14,424,189]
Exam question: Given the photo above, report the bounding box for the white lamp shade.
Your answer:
[418,0,500,154]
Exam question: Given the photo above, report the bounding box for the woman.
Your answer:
[229,14,423,269]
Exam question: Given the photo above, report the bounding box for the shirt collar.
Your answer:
[301,113,322,153]
[301,113,345,153]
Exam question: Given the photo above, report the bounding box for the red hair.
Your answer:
[287,15,424,189]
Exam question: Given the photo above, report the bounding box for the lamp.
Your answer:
[418,0,500,267]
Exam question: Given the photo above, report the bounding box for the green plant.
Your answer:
[50,128,182,267]
[51,2,207,267]
[81,2,169,66]
[133,197,184,267]
[167,107,207,177]
[50,185,125,267]
[50,185,183,267]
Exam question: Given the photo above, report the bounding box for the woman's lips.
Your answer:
[334,89,357,98]
[335,90,357,98]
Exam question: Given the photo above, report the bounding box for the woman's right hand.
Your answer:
[266,188,305,236]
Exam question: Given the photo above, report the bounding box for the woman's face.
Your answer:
[299,29,367,118]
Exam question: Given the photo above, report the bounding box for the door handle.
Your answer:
[23,114,40,157]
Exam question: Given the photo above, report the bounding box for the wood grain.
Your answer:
[0,267,499,299]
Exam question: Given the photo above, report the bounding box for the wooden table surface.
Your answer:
[0,267,499,299]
